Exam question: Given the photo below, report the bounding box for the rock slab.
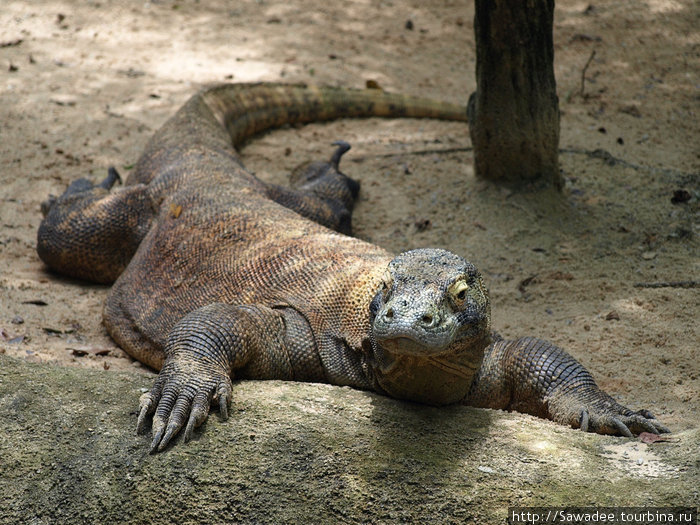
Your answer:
[0,355,696,524]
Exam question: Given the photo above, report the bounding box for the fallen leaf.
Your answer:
[0,38,23,48]
[618,105,642,118]
[68,346,111,357]
[569,33,602,43]
[414,218,431,232]
[518,275,538,292]
[671,189,691,204]
[50,95,77,107]
[117,67,144,78]
[639,432,676,444]
[548,271,574,281]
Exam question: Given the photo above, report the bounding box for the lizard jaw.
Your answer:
[376,335,451,357]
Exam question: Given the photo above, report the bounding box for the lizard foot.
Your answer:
[329,140,351,170]
[550,386,672,437]
[577,405,670,437]
[137,357,232,453]
[40,166,121,216]
[289,141,359,204]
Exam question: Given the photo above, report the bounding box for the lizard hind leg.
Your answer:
[289,140,359,210]
[40,167,121,218]
[37,167,154,284]
[266,141,360,234]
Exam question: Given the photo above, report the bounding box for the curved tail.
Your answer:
[200,82,469,147]
[129,83,468,186]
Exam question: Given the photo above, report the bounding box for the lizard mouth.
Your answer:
[376,336,451,356]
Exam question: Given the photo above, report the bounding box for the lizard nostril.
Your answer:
[421,314,433,326]
[385,308,394,319]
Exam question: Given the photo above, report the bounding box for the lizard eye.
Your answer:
[380,270,393,295]
[449,279,470,305]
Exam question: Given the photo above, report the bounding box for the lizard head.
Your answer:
[369,248,491,358]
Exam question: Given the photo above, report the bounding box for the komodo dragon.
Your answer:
[37,83,669,453]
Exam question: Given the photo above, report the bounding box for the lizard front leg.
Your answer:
[137,302,320,452]
[466,337,670,436]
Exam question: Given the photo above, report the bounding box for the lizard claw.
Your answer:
[578,408,590,432]
[136,358,232,453]
[329,140,351,169]
[137,393,156,435]
[611,417,635,438]
[98,166,122,189]
[183,391,210,443]
[576,404,670,437]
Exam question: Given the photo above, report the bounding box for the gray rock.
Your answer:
[0,355,696,524]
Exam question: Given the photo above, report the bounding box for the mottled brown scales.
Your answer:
[37,83,668,452]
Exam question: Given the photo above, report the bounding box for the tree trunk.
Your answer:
[468,0,561,189]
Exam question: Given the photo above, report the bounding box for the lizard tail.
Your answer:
[127,83,468,187]
[200,82,469,147]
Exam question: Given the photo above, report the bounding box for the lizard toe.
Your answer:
[142,355,233,452]
[184,391,210,442]
[157,389,197,451]
[215,380,233,420]
[611,418,635,438]
[578,408,590,432]
[136,393,156,435]
[136,373,166,434]
[626,412,670,435]
[149,414,167,454]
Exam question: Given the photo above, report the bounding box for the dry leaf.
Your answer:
[639,432,675,444]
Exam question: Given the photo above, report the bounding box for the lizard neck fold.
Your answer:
[367,333,491,406]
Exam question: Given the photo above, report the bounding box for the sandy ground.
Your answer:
[1,1,698,432]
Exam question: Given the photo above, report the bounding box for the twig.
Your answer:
[580,50,596,98]
[350,146,472,162]
[633,281,699,289]
[559,147,699,179]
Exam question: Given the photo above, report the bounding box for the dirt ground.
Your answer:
[1,1,697,432]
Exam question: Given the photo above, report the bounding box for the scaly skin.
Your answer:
[37,83,668,453]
